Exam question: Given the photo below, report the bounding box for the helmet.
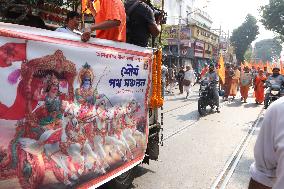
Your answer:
[272,67,280,71]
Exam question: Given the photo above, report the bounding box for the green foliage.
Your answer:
[230,14,259,64]
[244,45,253,61]
[261,0,284,41]
[254,38,282,62]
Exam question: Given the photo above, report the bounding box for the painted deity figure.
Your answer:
[19,74,80,185]
[33,74,65,132]
[75,63,98,108]
[74,64,110,173]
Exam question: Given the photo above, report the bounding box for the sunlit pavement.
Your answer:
[131,85,263,189]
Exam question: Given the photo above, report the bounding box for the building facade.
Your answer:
[164,0,195,25]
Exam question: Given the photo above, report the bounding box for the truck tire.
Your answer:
[107,167,136,189]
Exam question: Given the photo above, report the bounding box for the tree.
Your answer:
[244,45,253,62]
[261,0,284,42]
[254,38,282,62]
[230,14,259,64]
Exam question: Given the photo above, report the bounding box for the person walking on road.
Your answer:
[249,97,284,189]
[230,65,240,100]
[223,64,234,101]
[240,66,252,103]
[254,69,266,104]
[161,64,168,98]
[177,67,185,94]
[183,65,195,99]
[167,67,175,94]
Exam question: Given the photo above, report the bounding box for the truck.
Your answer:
[0,1,163,188]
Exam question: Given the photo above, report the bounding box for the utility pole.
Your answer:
[177,0,182,68]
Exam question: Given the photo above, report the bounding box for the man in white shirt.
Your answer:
[183,65,195,99]
[161,64,168,97]
[55,11,90,42]
[249,97,284,189]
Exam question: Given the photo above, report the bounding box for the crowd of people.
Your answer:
[161,64,196,99]
[221,64,284,105]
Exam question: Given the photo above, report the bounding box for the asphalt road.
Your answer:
[130,86,263,189]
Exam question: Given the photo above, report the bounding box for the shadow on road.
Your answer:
[98,166,155,189]
[176,110,199,121]
[226,100,243,107]
[244,103,260,108]
[129,166,155,189]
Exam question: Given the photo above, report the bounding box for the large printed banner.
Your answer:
[0,23,152,189]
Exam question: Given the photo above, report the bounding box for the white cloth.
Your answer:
[184,70,195,83]
[162,65,168,83]
[55,27,82,36]
[250,97,284,188]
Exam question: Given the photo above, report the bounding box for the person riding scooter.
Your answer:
[203,63,220,113]
[266,67,284,86]
[264,67,284,108]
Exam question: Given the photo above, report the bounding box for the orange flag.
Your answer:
[280,60,284,75]
[82,0,100,14]
[258,60,264,70]
[217,54,225,84]
[254,61,259,69]
[266,61,272,74]
[248,61,252,69]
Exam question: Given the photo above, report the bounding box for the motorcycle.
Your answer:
[264,80,283,109]
[198,80,219,116]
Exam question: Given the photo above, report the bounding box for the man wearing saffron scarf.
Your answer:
[83,0,126,42]
[254,69,266,104]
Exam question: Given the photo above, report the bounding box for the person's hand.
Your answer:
[81,31,91,42]
[155,14,163,25]
[87,0,95,12]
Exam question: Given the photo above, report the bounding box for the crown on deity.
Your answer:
[78,62,94,86]
[46,74,59,87]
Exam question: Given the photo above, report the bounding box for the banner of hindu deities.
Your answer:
[0,22,152,189]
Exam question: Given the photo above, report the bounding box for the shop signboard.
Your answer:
[164,25,192,45]
[194,41,204,58]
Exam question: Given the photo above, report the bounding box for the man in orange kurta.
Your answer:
[84,0,126,42]
[254,70,266,104]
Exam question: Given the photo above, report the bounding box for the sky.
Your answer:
[195,0,276,46]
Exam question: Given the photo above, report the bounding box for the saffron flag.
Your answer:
[266,61,272,74]
[253,61,258,69]
[82,0,100,14]
[0,43,26,67]
[280,60,284,75]
[258,60,264,70]
[217,54,225,84]
[248,61,252,69]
